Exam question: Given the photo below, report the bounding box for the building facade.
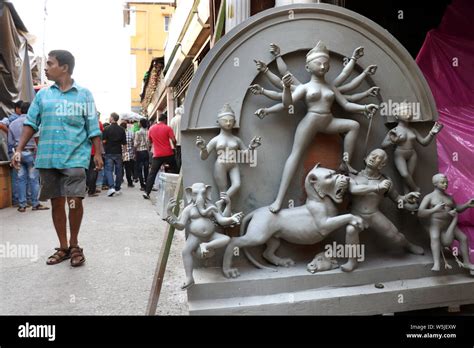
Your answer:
[125,1,175,113]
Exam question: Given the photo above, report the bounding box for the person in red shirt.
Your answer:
[143,114,178,199]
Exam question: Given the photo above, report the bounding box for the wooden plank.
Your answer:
[146,173,183,315]
[211,0,226,47]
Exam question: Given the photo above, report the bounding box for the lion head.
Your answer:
[305,164,349,204]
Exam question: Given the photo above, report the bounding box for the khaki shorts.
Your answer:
[38,168,87,200]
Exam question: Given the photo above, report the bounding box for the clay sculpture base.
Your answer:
[187,253,474,315]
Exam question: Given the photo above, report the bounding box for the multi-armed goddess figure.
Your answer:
[250,42,379,213]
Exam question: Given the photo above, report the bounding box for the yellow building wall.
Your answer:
[130,3,174,110]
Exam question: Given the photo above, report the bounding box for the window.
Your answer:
[164,15,170,32]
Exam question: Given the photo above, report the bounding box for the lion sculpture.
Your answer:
[222,164,365,278]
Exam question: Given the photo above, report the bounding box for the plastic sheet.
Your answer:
[416,0,474,260]
[0,2,35,119]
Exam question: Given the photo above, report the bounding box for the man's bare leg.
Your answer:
[51,197,68,250]
[371,211,424,255]
[68,197,83,247]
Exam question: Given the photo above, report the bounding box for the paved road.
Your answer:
[0,185,187,315]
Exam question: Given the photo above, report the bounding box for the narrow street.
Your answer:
[0,185,188,315]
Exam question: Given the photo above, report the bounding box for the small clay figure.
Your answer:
[196,103,261,211]
[381,102,443,192]
[418,174,474,274]
[342,149,424,272]
[166,183,244,289]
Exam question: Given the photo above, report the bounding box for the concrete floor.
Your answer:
[0,185,188,315]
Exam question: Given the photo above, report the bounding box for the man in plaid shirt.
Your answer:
[134,118,149,191]
[121,122,136,187]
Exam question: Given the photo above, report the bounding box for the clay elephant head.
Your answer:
[185,183,217,217]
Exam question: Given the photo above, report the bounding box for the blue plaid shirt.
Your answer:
[24,81,101,169]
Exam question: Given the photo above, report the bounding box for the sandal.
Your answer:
[17,207,26,213]
[46,248,71,265]
[69,246,86,267]
[32,204,50,211]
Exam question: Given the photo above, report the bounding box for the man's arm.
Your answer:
[102,127,108,143]
[0,123,8,133]
[16,93,42,153]
[7,126,14,151]
[11,125,35,169]
[349,177,382,195]
[91,136,104,170]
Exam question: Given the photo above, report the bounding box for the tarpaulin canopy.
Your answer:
[416,0,474,260]
[0,1,35,119]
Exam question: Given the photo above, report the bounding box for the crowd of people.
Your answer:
[88,111,180,199]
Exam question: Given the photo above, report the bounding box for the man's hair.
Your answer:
[120,122,127,129]
[14,100,23,109]
[158,114,167,122]
[140,118,148,128]
[110,112,120,122]
[49,50,75,74]
[20,102,30,114]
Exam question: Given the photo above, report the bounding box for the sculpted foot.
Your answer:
[223,267,240,278]
[405,243,424,255]
[181,278,195,290]
[431,264,440,272]
[280,258,296,267]
[269,200,282,214]
[341,259,358,272]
